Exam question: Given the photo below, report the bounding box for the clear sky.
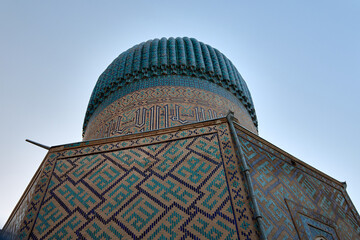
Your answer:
[0,0,359,228]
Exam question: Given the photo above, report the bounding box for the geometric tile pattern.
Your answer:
[300,214,338,240]
[84,83,257,140]
[286,199,340,240]
[1,162,45,239]
[11,121,258,239]
[15,153,59,240]
[236,126,360,240]
[83,37,258,133]
[5,119,360,239]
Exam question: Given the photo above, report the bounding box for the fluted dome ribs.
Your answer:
[84,37,258,134]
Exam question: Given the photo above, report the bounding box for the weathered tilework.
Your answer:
[1,163,47,239]
[286,199,339,239]
[16,153,59,240]
[84,84,257,140]
[236,128,360,239]
[16,123,259,239]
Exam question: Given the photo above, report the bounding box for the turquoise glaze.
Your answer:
[84,37,257,134]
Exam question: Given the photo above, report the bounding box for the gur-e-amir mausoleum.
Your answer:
[1,37,359,239]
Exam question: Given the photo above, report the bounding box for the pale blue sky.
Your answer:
[0,0,359,228]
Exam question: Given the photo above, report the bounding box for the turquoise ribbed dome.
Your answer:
[83,37,257,134]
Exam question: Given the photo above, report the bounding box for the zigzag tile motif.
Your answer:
[236,127,360,239]
[61,126,218,158]
[17,123,258,239]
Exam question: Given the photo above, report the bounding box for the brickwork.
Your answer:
[236,126,360,239]
[4,120,259,239]
[4,37,359,239]
[4,119,360,239]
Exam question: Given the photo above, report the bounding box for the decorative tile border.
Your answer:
[84,79,257,139]
[12,119,259,239]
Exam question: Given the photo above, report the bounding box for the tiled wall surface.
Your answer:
[237,126,360,239]
[84,80,257,140]
[4,119,359,239]
[3,121,259,239]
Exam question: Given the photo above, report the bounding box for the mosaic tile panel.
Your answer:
[11,122,259,239]
[84,80,257,140]
[236,126,360,239]
[84,38,259,132]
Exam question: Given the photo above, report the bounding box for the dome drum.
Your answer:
[83,37,257,139]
